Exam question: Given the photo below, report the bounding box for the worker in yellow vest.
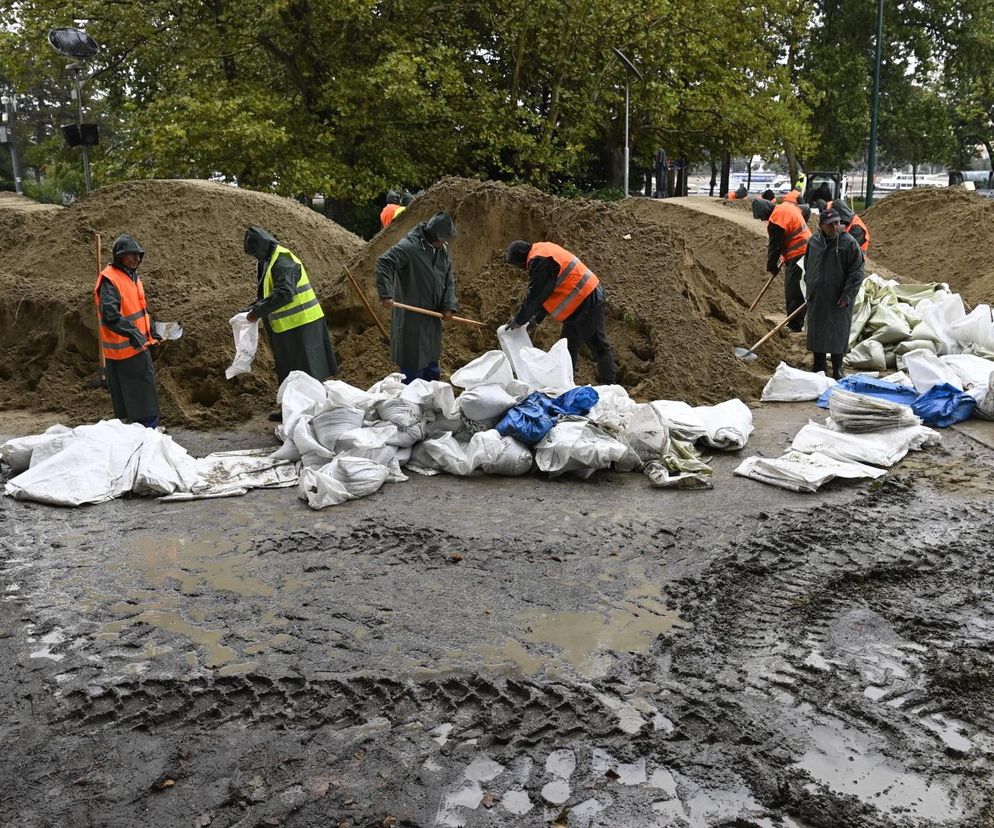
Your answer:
[244,226,338,418]
[504,240,617,383]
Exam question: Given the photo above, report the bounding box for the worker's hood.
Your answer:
[244,226,278,260]
[752,199,774,221]
[833,201,855,225]
[111,234,144,266]
[423,212,457,242]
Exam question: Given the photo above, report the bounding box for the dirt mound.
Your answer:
[336,178,783,404]
[863,188,994,303]
[0,180,362,427]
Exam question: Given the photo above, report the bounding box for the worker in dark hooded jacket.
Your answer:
[504,240,617,384]
[244,227,338,405]
[803,208,865,378]
[94,234,160,428]
[376,212,458,383]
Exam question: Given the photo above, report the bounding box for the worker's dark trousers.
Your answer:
[784,258,806,332]
[812,352,844,379]
[562,300,617,384]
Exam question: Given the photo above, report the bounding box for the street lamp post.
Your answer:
[0,95,23,195]
[67,63,92,192]
[865,0,884,208]
[612,47,643,198]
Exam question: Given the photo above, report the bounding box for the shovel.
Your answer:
[390,301,486,328]
[734,303,806,362]
[748,271,778,311]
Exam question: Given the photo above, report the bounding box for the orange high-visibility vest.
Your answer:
[94,265,152,360]
[727,191,736,200]
[527,242,600,322]
[769,203,811,262]
[827,201,871,252]
[380,203,405,228]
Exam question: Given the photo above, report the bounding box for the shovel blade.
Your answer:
[734,347,759,362]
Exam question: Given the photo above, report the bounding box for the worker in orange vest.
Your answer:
[726,184,748,200]
[766,201,812,331]
[93,234,160,427]
[504,240,617,383]
[380,190,406,228]
[816,200,870,252]
[781,189,801,204]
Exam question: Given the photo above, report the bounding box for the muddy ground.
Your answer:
[2,407,993,828]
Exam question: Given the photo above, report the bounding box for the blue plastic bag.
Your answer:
[911,383,976,427]
[496,387,600,445]
[817,376,919,409]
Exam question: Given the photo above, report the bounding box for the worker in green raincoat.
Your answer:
[375,212,458,383]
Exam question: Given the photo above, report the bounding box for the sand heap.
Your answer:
[863,188,994,304]
[0,180,362,427]
[334,178,783,406]
[1,177,788,428]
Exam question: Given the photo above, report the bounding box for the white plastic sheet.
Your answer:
[761,362,835,402]
[0,425,73,474]
[828,389,919,433]
[224,312,260,379]
[734,450,886,492]
[790,420,939,467]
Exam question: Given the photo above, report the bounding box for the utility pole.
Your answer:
[0,94,23,195]
[865,0,884,207]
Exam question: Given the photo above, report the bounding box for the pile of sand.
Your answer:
[335,178,783,405]
[0,180,362,427]
[863,188,994,304]
[1,177,789,428]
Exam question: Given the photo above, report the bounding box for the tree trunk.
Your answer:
[719,153,731,198]
[784,143,800,189]
[747,155,754,188]
[912,161,917,187]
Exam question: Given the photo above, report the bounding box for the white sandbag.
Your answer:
[903,348,962,394]
[277,371,327,442]
[947,304,994,353]
[0,425,73,473]
[761,362,835,402]
[894,339,937,355]
[909,320,941,344]
[497,324,537,384]
[520,339,575,394]
[734,450,886,493]
[614,403,671,471]
[588,385,640,431]
[324,380,377,411]
[286,415,335,468]
[974,372,994,420]
[133,431,201,495]
[4,420,148,506]
[336,423,398,450]
[450,350,514,390]
[400,379,459,418]
[336,444,400,466]
[845,339,887,371]
[375,397,423,428]
[298,456,391,509]
[650,401,708,443]
[879,371,915,387]
[457,384,517,421]
[387,421,427,448]
[693,399,754,450]
[422,429,505,476]
[939,354,994,390]
[535,419,628,478]
[865,304,912,345]
[366,373,407,398]
[425,415,466,439]
[790,420,939,467]
[480,435,533,476]
[224,312,260,379]
[311,405,366,450]
[405,441,443,473]
[919,293,966,355]
[179,448,300,499]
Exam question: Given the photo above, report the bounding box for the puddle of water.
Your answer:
[463,755,504,783]
[101,610,237,667]
[501,789,533,815]
[477,583,683,679]
[129,534,274,598]
[794,722,964,820]
[29,629,65,661]
[545,749,575,779]
[541,778,570,804]
[436,780,483,827]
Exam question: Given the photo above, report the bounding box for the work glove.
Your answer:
[836,297,849,309]
[505,316,521,331]
[525,317,538,332]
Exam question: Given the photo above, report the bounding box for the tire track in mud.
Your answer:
[658,481,994,826]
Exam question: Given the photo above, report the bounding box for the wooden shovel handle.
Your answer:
[749,272,777,311]
[390,301,486,328]
[343,265,390,342]
[744,303,807,355]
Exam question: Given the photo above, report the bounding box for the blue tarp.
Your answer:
[817,376,919,409]
[496,387,600,445]
[911,383,977,428]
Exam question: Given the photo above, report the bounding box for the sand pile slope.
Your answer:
[863,188,994,303]
[335,178,784,404]
[0,180,362,427]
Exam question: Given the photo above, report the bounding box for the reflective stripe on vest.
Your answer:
[93,264,151,361]
[528,242,600,323]
[769,204,811,262]
[262,245,325,333]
